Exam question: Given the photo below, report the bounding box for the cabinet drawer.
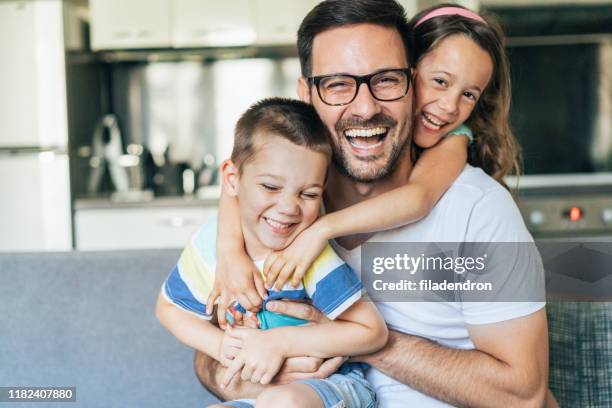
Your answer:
[75,206,216,250]
[89,0,172,50]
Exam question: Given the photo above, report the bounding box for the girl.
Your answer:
[208,4,520,327]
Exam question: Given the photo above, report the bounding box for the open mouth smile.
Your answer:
[263,217,297,234]
[421,112,449,131]
[344,127,389,149]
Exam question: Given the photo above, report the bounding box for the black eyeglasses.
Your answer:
[308,68,412,106]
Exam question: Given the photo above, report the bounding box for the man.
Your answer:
[196,1,549,406]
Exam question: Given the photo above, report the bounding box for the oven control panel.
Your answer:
[516,195,612,236]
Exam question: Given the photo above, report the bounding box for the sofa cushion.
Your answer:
[0,250,218,408]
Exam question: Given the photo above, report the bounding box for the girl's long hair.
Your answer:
[408,4,521,189]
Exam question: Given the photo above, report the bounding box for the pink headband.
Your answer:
[415,6,487,27]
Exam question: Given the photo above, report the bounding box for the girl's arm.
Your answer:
[206,188,267,327]
[220,299,388,386]
[266,135,469,289]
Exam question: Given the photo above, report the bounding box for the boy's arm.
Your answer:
[156,290,226,362]
[276,299,388,358]
[220,299,388,386]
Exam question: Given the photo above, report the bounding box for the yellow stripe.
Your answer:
[303,244,343,292]
[178,242,215,303]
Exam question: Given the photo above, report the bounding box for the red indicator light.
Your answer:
[569,207,582,222]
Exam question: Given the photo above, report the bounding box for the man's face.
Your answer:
[299,24,413,183]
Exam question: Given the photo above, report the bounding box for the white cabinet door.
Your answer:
[89,0,172,50]
[0,152,72,252]
[75,206,217,250]
[252,0,319,46]
[0,0,68,148]
[173,0,255,47]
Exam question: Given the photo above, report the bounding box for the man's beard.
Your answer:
[331,113,412,183]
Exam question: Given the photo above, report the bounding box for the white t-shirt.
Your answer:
[330,165,545,408]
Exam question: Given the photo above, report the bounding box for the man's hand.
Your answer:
[274,356,346,384]
[264,300,329,324]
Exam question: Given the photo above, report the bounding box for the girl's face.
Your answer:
[413,34,494,148]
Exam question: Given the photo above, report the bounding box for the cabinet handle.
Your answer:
[193,27,232,36]
[158,217,199,228]
[112,30,132,39]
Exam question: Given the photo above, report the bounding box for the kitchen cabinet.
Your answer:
[75,205,216,250]
[0,0,68,148]
[89,0,172,50]
[252,0,319,46]
[172,0,255,47]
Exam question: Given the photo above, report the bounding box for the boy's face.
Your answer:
[228,134,329,259]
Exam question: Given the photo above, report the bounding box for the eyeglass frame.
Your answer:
[307,68,413,107]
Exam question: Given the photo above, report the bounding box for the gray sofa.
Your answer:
[1,250,610,407]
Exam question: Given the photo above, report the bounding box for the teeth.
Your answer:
[422,112,447,130]
[265,217,293,230]
[344,127,387,138]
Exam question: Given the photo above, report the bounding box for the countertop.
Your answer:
[74,186,220,210]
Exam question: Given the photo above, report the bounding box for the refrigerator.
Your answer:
[0,0,72,251]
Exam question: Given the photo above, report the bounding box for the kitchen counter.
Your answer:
[74,185,221,210]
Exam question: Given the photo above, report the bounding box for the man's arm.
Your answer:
[358,309,549,407]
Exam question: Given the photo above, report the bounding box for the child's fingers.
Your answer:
[253,271,268,300]
[240,361,255,382]
[237,291,262,313]
[274,262,296,291]
[263,252,278,279]
[290,265,307,288]
[206,287,220,316]
[259,370,275,385]
[220,357,244,388]
[229,307,244,326]
[250,365,266,384]
[264,254,284,288]
[216,296,230,328]
[226,325,249,340]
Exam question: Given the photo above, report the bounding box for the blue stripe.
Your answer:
[311,263,362,317]
[233,288,306,314]
[164,265,209,317]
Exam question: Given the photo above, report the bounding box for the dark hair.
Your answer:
[408,4,520,189]
[298,0,410,77]
[232,98,331,172]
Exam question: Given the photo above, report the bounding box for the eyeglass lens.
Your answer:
[318,70,409,105]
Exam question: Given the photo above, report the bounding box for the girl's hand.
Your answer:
[264,219,331,290]
[220,326,287,387]
[206,248,267,329]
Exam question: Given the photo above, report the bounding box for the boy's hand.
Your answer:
[264,220,331,290]
[218,327,243,367]
[220,326,287,387]
[207,249,267,328]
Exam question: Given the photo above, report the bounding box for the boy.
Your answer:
[156,98,387,408]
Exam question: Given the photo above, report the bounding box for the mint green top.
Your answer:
[447,123,473,144]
